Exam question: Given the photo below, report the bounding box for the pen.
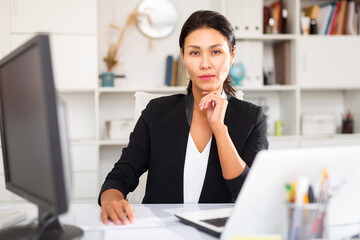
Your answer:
[286,184,292,203]
[290,181,296,203]
[308,184,315,203]
[311,169,330,237]
[303,193,309,204]
[320,168,328,186]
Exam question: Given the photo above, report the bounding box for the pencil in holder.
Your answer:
[287,203,327,240]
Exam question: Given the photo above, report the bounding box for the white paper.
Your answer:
[74,205,164,231]
[104,225,206,240]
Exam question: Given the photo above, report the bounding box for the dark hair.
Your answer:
[179,10,237,97]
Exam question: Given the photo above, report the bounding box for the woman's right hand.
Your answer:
[100,189,136,225]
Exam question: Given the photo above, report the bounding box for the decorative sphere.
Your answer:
[229,62,246,86]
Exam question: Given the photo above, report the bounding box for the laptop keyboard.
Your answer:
[200,217,229,228]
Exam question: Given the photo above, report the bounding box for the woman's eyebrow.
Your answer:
[185,45,200,49]
[209,44,223,48]
[186,43,225,49]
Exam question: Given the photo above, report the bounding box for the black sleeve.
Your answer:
[98,101,153,206]
[225,106,269,200]
[241,106,269,166]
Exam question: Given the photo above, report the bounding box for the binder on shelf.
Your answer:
[165,55,173,86]
[263,44,276,85]
[235,41,263,87]
[273,41,291,85]
[226,0,262,37]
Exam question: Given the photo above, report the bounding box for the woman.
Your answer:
[99,10,268,225]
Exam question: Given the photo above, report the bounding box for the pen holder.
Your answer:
[342,119,354,134]
[287,203,327,240]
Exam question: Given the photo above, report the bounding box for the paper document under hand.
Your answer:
[74,206,165,231]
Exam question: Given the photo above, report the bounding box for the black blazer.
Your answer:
[99,94,268,204]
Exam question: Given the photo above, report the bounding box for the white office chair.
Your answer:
[126,92,168,204]
[126,90,244,203]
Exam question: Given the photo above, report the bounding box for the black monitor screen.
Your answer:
[0,34,83,239]
[0,43,54,204]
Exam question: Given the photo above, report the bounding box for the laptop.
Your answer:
[175,146,360,239]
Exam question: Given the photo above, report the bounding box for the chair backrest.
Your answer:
[127,90,244,203]
[127,92,169,203]
[236,90,244,100]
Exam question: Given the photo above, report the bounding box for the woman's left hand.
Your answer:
[199,91,228,132]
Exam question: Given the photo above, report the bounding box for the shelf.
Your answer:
[99,85,296,94]
[300,134,360,141]
[238,85,296,91]
[237,35,360,42]
[236,34,297,42]
[99,140,129,146]
[70,140,97,146]
[300,86,360,91]
[298,35,360,40]
[268,135,299,141]
[99,86,187,94]
[58,89,96,94]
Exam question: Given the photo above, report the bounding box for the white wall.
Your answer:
[0,0,11,58]
[98,0,214,88]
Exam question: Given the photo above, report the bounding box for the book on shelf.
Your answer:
[177,55,188,87]
[302,5,320,20]
[273,41,291,85]
[334,0,347,34]
[302,0,359,36]
[317,2,336,35]
[263,0,287,34]
[345,0,359,35]
[165,55,173,86]
[358,0,360,34]
[263,6,271,34]
[271,0,282,33]
[172,58,179,86]
[164,54,187,87]
[328,1,340,34]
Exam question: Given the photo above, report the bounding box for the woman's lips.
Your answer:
[199,74,215,80]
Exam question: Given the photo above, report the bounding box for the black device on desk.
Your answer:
[0,34,83,239]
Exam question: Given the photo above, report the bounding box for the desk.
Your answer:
[0,203,233,240]
[2,203,358,239]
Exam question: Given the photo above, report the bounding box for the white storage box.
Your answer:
[302,113,337,135]
[106,119,134,140]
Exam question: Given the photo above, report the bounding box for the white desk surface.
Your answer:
[0,203,233,240]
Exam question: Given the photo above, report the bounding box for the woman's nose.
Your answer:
[200,55,211,70]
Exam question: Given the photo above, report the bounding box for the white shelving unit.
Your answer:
[0,0,100,204]
[1,0,360,204]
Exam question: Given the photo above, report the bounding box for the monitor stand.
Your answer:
[0,206,83,240]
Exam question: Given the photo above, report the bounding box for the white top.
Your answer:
[183,133,212,203]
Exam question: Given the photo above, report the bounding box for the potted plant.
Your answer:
[101,9,152,87]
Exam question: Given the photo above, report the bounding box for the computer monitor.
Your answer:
[0,34,83,239]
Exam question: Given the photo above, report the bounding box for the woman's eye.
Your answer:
[212,50,221,55]
[190,51,199,56]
